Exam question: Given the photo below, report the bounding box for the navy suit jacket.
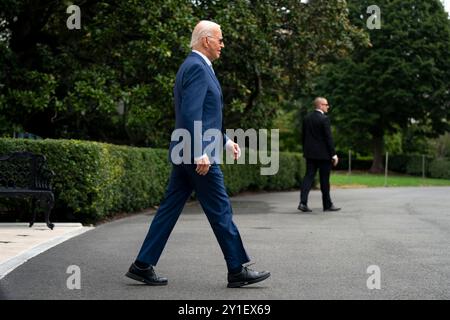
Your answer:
[170,52,228,164]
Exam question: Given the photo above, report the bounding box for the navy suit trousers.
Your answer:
[136,164,250,272]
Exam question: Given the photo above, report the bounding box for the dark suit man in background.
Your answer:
[298,97,341,213]
[125,20,270,288]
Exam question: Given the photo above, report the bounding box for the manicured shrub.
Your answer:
[0,138,305,223]
[429,158,450,180]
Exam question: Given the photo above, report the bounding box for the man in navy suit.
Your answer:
[298,97,341,213]
[126,21,270,288]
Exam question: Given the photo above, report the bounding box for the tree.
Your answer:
[429,132,450,158]
[193,0,367,131]
[1,0,367,146]
[1,0,196,146]
[314,0,450,172]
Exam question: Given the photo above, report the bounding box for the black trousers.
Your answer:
[300,158,333,209]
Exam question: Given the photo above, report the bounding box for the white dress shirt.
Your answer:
[192,50,212,67]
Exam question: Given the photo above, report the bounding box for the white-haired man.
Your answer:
[126,21,270,288]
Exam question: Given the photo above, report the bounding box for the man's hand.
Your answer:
[195,155,211,175]
[332,155,339,167]
[226,140,241,160]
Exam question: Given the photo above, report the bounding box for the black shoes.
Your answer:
[125,263,168,286]
[298,203,341,212]
[227,266,271,288]
[298,203,312,212]
[126,263,271,288]
[324,204,341,212]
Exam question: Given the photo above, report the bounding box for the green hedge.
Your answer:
[389,154,448,179]
[222,151,305,194]
[388,155,408,173]
[0,138,305,223]
[0,138,171,222]
[336,155,449,180]
[405,155,433,176]
[429,158,450,180]
[335,158,373,171]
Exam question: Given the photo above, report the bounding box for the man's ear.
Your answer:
[203,37,210,48]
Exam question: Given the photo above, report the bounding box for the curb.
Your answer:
[0,224,94,280]
[0,223,84,228]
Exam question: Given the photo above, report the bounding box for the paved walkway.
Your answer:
[0,223,93,279]
[0,187,449,299]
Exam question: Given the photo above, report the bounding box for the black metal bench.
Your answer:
[0,152,55,229]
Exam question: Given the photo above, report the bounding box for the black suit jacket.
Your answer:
[302,110,336,160]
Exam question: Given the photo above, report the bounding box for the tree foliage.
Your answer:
[314,0,450,172]
[1,0,366,147]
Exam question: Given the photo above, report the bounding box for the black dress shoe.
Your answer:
[298,203,312,212]
[324,204,341,212]
[227,266,270,288]
[125,263,168,285]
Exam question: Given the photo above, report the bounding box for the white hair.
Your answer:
[190,20,221,49]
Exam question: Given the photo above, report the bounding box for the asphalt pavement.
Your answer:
[1,187,449,300]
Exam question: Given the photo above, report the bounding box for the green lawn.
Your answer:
[331,171,450,187]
